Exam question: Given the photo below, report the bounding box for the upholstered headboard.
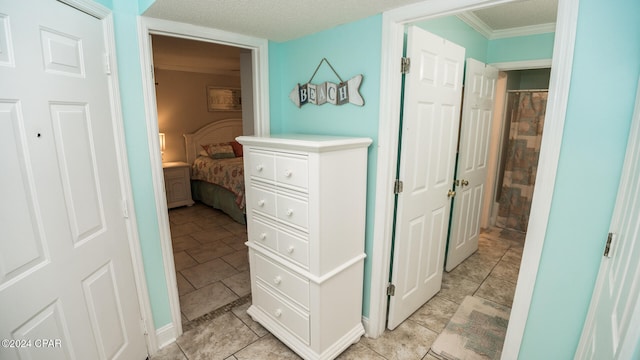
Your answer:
[183,119,243,164]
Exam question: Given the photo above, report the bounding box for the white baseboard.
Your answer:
[155,323,177,350]
[361,316,372,338]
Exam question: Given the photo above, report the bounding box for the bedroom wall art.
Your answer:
[289,58,364,107]
[207,86,242,111]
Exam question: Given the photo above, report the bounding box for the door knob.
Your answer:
[461,179,469,186]
[447,189,456,198]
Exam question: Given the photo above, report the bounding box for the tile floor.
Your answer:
[168,203,250,326]
[158,203,524,360]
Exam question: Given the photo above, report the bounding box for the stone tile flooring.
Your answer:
[158,203,524,360]
[168,203,250,326]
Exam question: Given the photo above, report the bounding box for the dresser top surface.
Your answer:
[236,134,372,152]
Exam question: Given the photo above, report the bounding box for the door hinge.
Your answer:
[604,232,616,258]
[122,199,129,219]
[401,57,410,74]
[394,179,403,194]
[387,283,396,296]
[104,52,111,75]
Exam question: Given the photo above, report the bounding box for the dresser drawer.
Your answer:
[163,166,187,180]
[248,150,275,181]
[276,193,308,229]
[275,154,308,190]
[249,186,277,217]
[277,230,309,268]
[250,218,278,251]
[253,252,309,309]
[254,282,310,344]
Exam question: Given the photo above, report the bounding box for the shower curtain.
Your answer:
[496,91,548,232]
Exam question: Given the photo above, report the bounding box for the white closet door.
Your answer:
[0,1,147,359]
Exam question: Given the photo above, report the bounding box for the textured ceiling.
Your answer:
[144,0,557,42]
[148,0,558,75]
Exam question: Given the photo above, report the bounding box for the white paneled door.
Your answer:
[0,1,147,359]
[387,27,465,330]
[446,58,498,271]
[575,78,640,359]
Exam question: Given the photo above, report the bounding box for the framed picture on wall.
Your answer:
[207,87,242,111]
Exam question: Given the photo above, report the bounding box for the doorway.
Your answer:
[138,16,270,345]
[150,34,253,329]
[369,1,579,357]
[493,69,551,232]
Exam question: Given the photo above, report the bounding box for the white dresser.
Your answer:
[236,134,372,360]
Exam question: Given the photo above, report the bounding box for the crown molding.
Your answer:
[458,11,555,39]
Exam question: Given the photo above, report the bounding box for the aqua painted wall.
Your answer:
[414,15,554,65]
[518,0,640,357]
[487,32,555,63]
[102,0,172,330]
[414,16,489,62]
[268,15,382,317]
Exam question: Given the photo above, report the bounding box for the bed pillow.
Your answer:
[230,140,243,157]
[201,142,236,159]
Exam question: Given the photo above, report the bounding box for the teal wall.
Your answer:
[415,15,554,65]
[519,0,640,357]
[268,15,382,317]
[414,16,489,62]
[487,32,555,63]
[102,0,172,329]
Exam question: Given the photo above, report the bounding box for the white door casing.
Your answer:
[387,27,465,330]
[0,1,147,359]
[575,77,640,359]
[137,17,270,343]
[446,58,498,271]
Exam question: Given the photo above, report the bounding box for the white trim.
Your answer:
[490,59,552,70]
[457,11,555,39]
[369,3,578,360]
[155,323,177,350]
[491,22,555,39]
[137,16,270,352]
[59,0,157,355]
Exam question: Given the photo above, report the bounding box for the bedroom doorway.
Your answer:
[138,16,270,343]
[150,35,253,329]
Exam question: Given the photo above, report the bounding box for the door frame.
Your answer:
[56,0,156,355]
[368,0,579,358]
[137,16,270,349]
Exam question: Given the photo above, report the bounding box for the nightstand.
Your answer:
[162,161,194,209]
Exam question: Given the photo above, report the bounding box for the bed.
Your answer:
[184,119,246,224]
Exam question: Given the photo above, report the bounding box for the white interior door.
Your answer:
[575,78,640,360]
[446,59,498,271]
[0,1,147,359]
[387,27,465,330]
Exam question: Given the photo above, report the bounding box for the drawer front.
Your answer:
[250,218,278,251]
[164,167,187,180]
[248,150,275,181]
[276,193,308,229]
[275,155,308,189]
[254,282,310,344]
[277,230,309,268]
[249,186,277,217]
[253,252,309,308]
